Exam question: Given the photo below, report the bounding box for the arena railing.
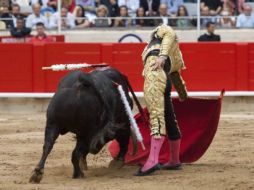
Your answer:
[0,15,251,32]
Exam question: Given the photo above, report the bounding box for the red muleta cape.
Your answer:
[108,91,224,165]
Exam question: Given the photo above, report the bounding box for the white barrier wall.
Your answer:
[1,29,254,42]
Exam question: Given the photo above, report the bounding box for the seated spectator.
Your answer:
[114,5,132,27]
[49,7,75,29]
[198,21,221,41]
[10,16,31,37]
[29,22,53,43]
[75,0,96,21]
[201,6,215,27]
[176,5,192,28]
[140,0,160,16]
[134,6,154,27]
[218,8,236,28]
[1,6,15,28]
[73,5,90,28]
[236,4,254,28]
[0,0,10,9]
[201,0,223,16]
[160,0,183,15]
[26,3,48,28]
[154,3,176,26]
[118,0,139,17]
[100,0,119,17]
[7,4,22,28]
[94,5,111,27]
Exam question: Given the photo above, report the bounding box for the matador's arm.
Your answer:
[155,25,176,58]
[156,25,188,101]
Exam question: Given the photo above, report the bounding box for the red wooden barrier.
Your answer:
[0,42,253,92]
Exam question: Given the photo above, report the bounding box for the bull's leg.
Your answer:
[109,125,130,169]
[79,153,88,171]
[29,123,60,183]
[71,137,88,178]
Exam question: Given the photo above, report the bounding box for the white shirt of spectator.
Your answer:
[12,15,17,27]
[26,13,48,28]
[236,13,254,28]
[29,0,49,8]
[75,0,95,7]
[161,16,168,25]
[49,12,75,29]
[118,0,139,17]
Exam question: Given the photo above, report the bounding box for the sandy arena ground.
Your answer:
[0,112,253,190]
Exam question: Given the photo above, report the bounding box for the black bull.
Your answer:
[29,68,141,183]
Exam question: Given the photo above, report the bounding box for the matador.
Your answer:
[135,24,188,176]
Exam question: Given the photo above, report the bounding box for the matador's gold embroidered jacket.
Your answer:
[142,24,188,100]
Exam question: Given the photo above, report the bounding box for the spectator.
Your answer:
[10,16,31,37]
[94,5,111,27]
[100,0,119,17]
[201,0,223,16]
[134,6,154,27]
[0,6,13,28]
[140,0,160,16]
[26,3,48,28]
[73,5,90,28]
[176,5,191,28]
[200,6,215,27]
[3,3,22,28]
[160,0,183,15]
[75,0,97,21]
[118,0,139,17]
[114,5,132,27]
[40,6,55,22]
[236,4,254,28]
[198,21,221,41]
[49,6,75,29]
[219,8,236,28]
[155,3,176,26]
[29,22,53,43]
[0,0,10,9]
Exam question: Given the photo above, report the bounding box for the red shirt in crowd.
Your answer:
[29,35,54,43]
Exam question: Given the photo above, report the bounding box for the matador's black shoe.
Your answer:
[134,164,161,176]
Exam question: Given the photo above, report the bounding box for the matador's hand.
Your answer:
[150,56,167,71]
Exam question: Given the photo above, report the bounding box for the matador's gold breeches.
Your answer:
[143,56,167,138]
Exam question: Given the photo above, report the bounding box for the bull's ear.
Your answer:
[78,73,92,87]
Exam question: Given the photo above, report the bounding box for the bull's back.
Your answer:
[47,71,103,134]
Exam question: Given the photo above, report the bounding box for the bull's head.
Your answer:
[89,121,118,154]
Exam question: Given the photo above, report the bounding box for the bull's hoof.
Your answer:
[29,168,44,184]
[73,171,84,179]
[108,159,124,169]
[79,158,88,171]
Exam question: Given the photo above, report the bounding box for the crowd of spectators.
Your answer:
[0,0,253,33]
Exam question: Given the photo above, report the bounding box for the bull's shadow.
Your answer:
[29,68,139,183]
